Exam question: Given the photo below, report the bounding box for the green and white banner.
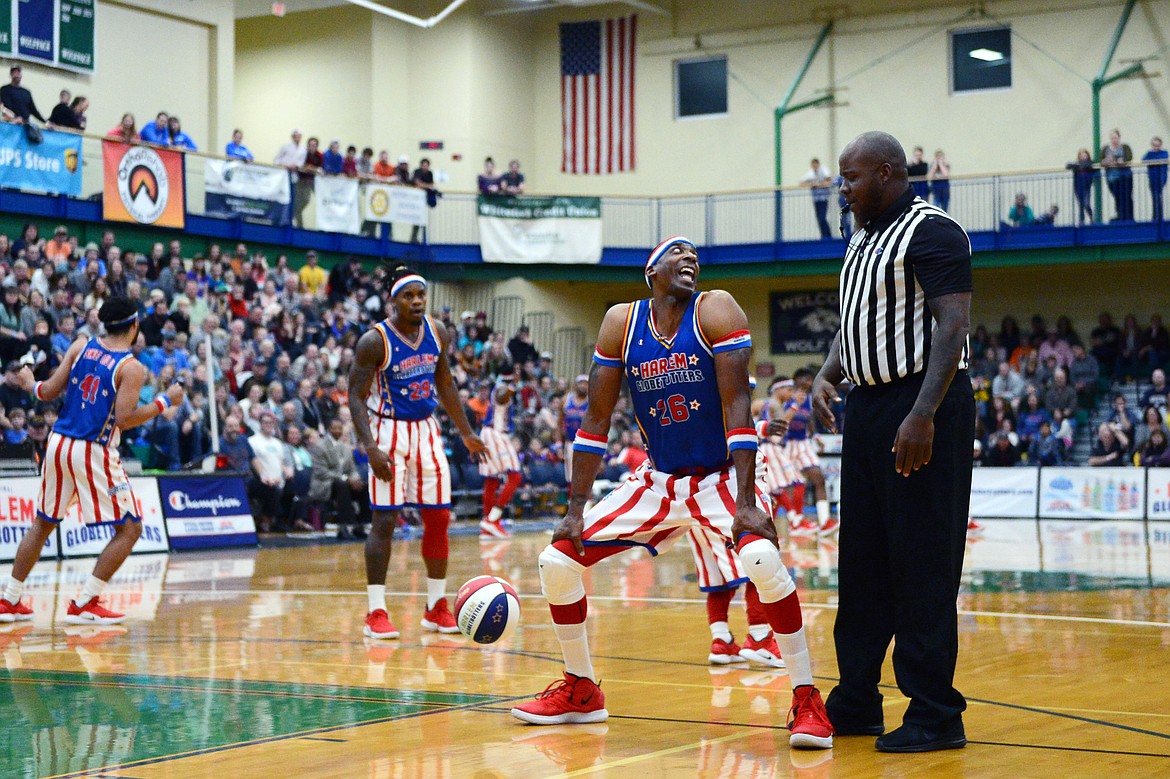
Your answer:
[4,0,95,74]
[477,195,602,264]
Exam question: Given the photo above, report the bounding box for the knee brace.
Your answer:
[538,545,586,606]
[419,508,449,559]
[737,536,795,604]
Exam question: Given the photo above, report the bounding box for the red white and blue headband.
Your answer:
[644,236,696,288]
[390,274,426,297]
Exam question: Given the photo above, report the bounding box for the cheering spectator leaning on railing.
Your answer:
[167,117,197,151]
[48,95,87,131]
[1100,129,1134,222]
[0,66,45,125]
[322,140,343,175]
[108,112,138,142]
[1006,192,1035,227]
[139,112,170,145]
[500,160,526,195]
[226,129,254,162]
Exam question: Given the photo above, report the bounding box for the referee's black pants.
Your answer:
[826,371,974,730]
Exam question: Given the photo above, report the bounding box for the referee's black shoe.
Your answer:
[875,721,966,753]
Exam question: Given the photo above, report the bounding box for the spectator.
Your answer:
[1006,192,1035,226]
[274,130,308,227]
[1100,128,1134,221]
[1117,313,1144,381]
[151,331,190,376]
[1028,421,1065,466]
[166,116,196,150]
[1016,392,1050,451]
[500,159,526,195]
[309,417,367,539]
[248,412,289,532]
[297,138,324,228]
[800,157,833,240]
[1146,136,1167,223]
[322,140,343,175]
[294,378,324,432]
[3,407,27,444]
[0,361,32,413]
[927,149,950,211]
[1068,344,1100,408]
[1141,369,1169,413]
[1037,328,1073,369]
[0,66,45,124]
[25,414,47,463]
[76,307,102,340]
[1042,368,1077,419]
[1089,311,1121,376]
[1088,422,1128,466]
[478,157,501,195]
[12,223,40,257]
[177,391,209,465]
[411,158,438,244]
[372,150,395,180]
[906,145,929,199]
[51,313,74,361]
[1134,405,1169,453]
[1138,313,1170,370]
[1106,393,1139,449]
[991,361,1026,411]
[1052,408,1075,451]
[357,147,374,177]
[1034,204,1059,226]
[49,95,87,130]
[108,112,138,142]
[507,325,539,367]
[1068,148,1096,224]
[342,145,359,177]
[982,432,1020,467]
[225,129,254,162]
[1140,428,1170,467]
[139,111,170,145]
[219,415,254,471]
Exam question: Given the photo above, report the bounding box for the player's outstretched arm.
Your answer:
[555,304,628,556]
[115,360,185,430]
[349,329,393,483]
[19,336,86,402]
[431,316,485,459]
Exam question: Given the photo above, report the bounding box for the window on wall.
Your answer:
[951,27,1012,93]
[675,56,728,119]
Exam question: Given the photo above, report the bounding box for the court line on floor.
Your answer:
[969,741,1170,758]
[150,588,1170,628]
[556,730,755,777]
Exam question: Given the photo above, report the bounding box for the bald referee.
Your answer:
[812,131,974,753]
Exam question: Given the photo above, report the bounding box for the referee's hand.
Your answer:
[811,377,840,433]
[892,411,934,477]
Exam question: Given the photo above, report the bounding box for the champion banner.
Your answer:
[477,195,602,264]
[159,475,257,550]
[205,159,291,225]
[0,123,81,195]
[362,183,427,226]
[103,141,186,228]
[769,290,841,355]
[315,176,361,234]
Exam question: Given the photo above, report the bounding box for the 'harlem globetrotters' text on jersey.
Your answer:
[594,292,751,475]
[367,317,441,421]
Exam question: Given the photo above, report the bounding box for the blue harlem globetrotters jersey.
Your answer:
[563,393,588,440]
[593,292,752,475]
[367,316,441,421]
[54,338,135,446]
[784,394,814,441]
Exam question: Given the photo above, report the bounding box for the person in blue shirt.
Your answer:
[138,111,170,145]
[167,116,197,151]
[150,332,191,375]
[322,139,344,175]
[51,313,75,362]
[1144,136,1167,223]
[225,129,253,162]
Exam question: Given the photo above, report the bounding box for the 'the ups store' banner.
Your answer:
[103,141,186,229]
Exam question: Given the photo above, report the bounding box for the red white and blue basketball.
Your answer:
[454,576,520,644]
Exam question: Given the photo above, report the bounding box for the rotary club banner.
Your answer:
[102,140,186,228]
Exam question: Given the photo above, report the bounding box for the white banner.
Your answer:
[205,159,291,204]
[1039,467,1144,519]
[60,477,169,557]
[0,477,58,563]
[1147,468,1170,520]
[477,195,602,264]
[970,468,1039,518]
[363,183,428,226]
[315,176,361,234]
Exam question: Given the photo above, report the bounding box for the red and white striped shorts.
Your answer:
[761,441,804,493]
[686,526,749,592]
[38,432,140,525]
[581,461,769,557]
[478,427,521,477]
[783,438,821,470]
[369,416,451,510]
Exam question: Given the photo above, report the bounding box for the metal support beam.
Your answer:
[1091,0,1140,222]
[339,0,469,29]
[774,21,833,188]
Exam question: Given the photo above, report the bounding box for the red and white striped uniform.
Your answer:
[37,431,139,525]
[479,428,522,477]
[686,526,749,592]
[368,416,451,509]
[783,438,821,470]
[579,461,768,556]
[761,441,804,493]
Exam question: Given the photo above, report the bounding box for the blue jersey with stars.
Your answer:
[784,394,813,441]
[53,338,135,446]
[563,393,588,439]
[367,316,441,421]
[604,292,750,475]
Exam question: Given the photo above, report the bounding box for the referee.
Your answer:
[811,131,974,753]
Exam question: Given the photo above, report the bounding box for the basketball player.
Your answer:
[0,297,185,625]
[784,369,837,535]
[761,378,806,529]
[348,267,486,640]
[478,374,523,539]
[511,237,834,749]
[560,374,589,481]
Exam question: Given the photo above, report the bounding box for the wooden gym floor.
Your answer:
[1,518,1169,778]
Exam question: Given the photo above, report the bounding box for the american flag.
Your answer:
[560,15,636,175]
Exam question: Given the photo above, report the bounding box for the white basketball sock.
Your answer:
[3,577,23,605]
[367,584,386,613]
[74,575,107,607]
[487,506,504,522]
[709,621,732,643]
[816,500,831,525]
[426,578,446,610]
[774,626,813,687]
[554,622,595,682]
[748,623,771,642]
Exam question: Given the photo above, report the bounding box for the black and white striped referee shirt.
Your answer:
[838,188,972,386]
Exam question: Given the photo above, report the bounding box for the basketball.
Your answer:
[453,575,521,644]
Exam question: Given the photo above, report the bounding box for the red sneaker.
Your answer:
[64,597,124,625]
[511,672,609,725]
[364,609,400,640]
[788,685,834,749]
[479,519,511,539]
[818,518,840,536]
[708,637,747,665]
[421,598,460,634]
[0,598,33,623]
[790,518,818,537]
[739,632,786,668]
[967,517,983,532]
